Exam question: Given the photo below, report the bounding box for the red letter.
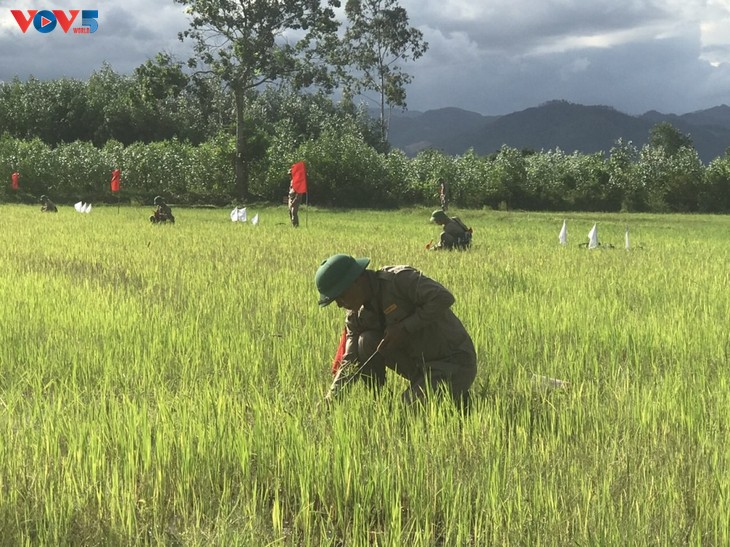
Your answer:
[11,10,38,33]
[52,10,79,33]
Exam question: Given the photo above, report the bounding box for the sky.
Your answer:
[2,0,730,116]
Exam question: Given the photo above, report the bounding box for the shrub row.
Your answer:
[2,133,730,212]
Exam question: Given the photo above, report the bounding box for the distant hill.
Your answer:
[386,100,730,163]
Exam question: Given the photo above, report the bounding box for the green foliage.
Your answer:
[701,154,730,212]
[295,129,401,207]
[0,134,234,205]
[2,128,728,212]
[0,75,725,213]
[637,145,704,213]
[175,0,343,199]
[454,150,507,209]
[649,121,694,156]
[0,64,224,147]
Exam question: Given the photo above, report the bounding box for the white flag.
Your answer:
[74,201,84,213]
[251,213,259,225]
[559,219,567,245]
[83,203,92,214]
[625,225,630,250]
[230,207,247,222]
[588,223,598,249]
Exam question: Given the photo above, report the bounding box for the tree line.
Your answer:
[3,101,730,212]
[1,0,730,213]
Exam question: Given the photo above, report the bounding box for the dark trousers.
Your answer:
[357,330,476,409]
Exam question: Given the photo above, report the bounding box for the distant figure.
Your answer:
[437,178,448,210]
[40,195,58,213]
[288,170,303,227]
[11,171,19,191]
[149,196,175,224]
[428,210,472,250]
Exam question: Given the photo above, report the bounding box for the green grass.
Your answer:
[1,204,729,545]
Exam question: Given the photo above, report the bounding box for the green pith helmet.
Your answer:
[154,196,163,205]
[315,254,370,307]
[430,209,449,223]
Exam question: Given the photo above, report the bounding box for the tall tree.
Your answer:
[340,0,428,142]
[175,0,341,199]
[649,122,694,156]
[134,52,190,103]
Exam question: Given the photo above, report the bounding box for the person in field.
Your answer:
[428,210,472,250]
[437,177,448,210]
[40,195,58,213]
[316,254,477,410]
[149,196,175,224]
[287,169,303,228]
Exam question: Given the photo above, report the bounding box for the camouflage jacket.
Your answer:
[341,266,476,380]
[436,218,470,249]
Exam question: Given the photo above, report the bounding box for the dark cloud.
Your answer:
[406,0,673,53]
[0,1,191,80]
[1,0,729,116]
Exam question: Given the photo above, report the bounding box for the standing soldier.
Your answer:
[288,174,302,228]
[288,161,308,228]
[315,254,477,410]
[438,178,449,211]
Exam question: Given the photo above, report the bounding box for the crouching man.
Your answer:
[149,196,175,224]
[315,254,477,410]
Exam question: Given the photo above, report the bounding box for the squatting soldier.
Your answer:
[40,195,58,213]
[150,196,175,224]
[315,254,477,409]
[428,210,472,250]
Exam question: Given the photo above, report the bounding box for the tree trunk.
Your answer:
[234,87,248,200]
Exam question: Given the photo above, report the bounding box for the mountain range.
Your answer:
[386,100,730,164]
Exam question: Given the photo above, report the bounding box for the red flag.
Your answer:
[111,169,121,192]
[331,328,347,375]
[11,171,19,191]
[290,161,307,194]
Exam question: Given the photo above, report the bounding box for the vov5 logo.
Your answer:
[11,9,99,34]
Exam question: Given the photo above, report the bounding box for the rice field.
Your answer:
[1,204,729,545]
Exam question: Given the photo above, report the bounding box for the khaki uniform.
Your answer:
[336,266,476,406]
[439,180,448,210]
[288,187,302,227]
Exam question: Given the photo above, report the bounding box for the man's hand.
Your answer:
[381,323,407,351]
